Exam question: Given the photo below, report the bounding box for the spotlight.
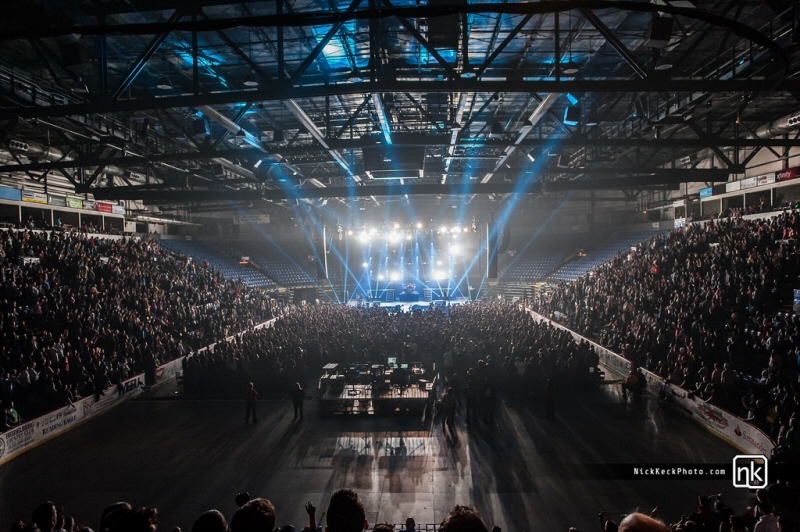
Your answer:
[564,106,581,126]
[527,151,536,163]
[416,222,423,229]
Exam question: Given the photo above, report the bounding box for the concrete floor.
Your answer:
[1,383,753,532]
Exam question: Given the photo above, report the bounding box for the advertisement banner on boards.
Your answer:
[82,200,96,210]
[756,173,775,186]
[22,191,48,204]
[740,177,758,189]
[776,167,798,182]
[0,373,145,466]
[0,186,22,201]
[112,205,126,215]
[726,181,741,193]
[156,358,183,384]
[97,202,113,213]
[699,187,713,199]
[66,197,83,209]
[524,308,773,456]
[48,195,67,207]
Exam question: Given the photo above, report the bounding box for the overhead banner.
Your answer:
[66,197,83,209]
[22,191,48,204]
[48,195,66,207]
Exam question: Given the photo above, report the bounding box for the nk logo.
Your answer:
[732,455,768,489]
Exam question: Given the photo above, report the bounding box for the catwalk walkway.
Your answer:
[1,383,751,532]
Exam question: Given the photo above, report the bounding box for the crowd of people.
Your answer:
[0,228,280,426]
[180,300,602,421]
[10,485,800,532]
[531,211,800,452]
[5,213,800,531]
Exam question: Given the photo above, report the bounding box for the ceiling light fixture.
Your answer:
[562,10,580,75]
[72,77,89,94]
[156,76,173,90]
[348,68,364,82]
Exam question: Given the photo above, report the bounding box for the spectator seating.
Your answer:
[547,230,664,282]
[158,239,276,289]
[500,235,576,282]
[226,240,318,287]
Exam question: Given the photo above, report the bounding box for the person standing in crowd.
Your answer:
[290,382,306,420]
[544,378,556,419]
[440,387,457,437]
[231,499,276,532]
[326,489,368,532]
[245,382,258,424]
[437,505,489,532]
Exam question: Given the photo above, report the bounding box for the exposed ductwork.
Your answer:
[755,112,800,139]
[6,138,126,176]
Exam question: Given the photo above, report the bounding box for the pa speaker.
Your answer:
[647,16,674,48]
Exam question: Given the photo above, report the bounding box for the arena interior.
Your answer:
[0,2,799,532]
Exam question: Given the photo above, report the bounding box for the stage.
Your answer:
[345,297,470,312]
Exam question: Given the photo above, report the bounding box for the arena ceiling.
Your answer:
[0,0,798,213]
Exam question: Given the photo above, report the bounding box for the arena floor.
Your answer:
[1,382,753,532]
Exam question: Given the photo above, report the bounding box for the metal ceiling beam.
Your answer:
[372,93,392,144]
[89,169,728,201]
[333,95,371,139]
[3,79,790,120]
[206,14,272,85]
[0,134,796,174]
[579,9,648,79]
[11,1,789,58]
[111,9,184,100]
[289,0,364,85]
[284,99,361,183]
[476,15,534,78]
[480,92,560,183]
